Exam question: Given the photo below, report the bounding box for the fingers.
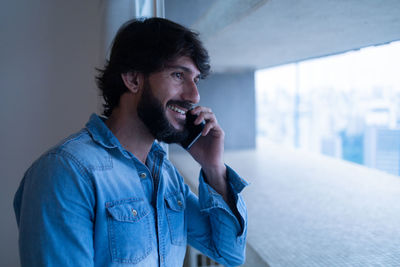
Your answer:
[202,118,220,136]
[190,106,221,136]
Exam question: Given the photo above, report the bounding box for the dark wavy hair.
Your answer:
[96,17,211,117]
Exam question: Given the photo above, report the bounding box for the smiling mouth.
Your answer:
[167,104,186,115]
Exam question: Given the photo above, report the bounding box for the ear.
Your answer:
[121,72,143,93]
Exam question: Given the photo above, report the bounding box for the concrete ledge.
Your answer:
[170,142,400,266]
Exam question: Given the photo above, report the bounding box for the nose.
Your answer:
[182,80,200,104]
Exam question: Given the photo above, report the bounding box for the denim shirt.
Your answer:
[14,114,248,267]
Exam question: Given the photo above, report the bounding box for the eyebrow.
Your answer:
[165,65,201,79]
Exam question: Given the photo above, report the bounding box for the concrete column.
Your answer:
[198,70,256,150]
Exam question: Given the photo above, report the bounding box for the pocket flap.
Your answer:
[106,198,150,222]
[165,192,185,212]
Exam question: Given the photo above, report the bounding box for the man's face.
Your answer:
[137,56,201,143]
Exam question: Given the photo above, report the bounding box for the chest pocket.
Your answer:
[165,192,187,246]
[106,198,154,264]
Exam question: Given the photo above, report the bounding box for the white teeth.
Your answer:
[168,105,185,115]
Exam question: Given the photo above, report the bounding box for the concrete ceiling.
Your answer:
[166,0,400,72]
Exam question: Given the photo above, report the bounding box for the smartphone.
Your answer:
[180,110,205,150]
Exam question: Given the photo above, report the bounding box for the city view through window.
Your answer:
[256,41,400,176]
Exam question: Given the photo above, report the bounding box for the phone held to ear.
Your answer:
[180,110,205,150]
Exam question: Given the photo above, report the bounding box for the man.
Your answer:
[14,17,247,266]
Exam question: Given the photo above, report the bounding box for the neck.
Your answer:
[105,108,154,164]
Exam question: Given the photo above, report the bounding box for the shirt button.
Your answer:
[131,209,138,216]
[139,172,147,179]
[177,200,183,206]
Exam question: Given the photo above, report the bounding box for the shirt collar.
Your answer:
[85,113,166,159]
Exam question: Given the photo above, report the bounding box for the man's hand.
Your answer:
[187,106,228,194]
[186,106,242,221]
[187,106,225,171]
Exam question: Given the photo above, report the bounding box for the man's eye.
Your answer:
[173,72,183,79]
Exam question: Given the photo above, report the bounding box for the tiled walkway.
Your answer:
[171,142,400,266]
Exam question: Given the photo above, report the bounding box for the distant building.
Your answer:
[364,127,400,176]
[321,136,342,158]
[340,131,364,165]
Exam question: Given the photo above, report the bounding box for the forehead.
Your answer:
[164,56,200,76]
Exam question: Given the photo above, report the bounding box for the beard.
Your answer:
[137,79,190,144]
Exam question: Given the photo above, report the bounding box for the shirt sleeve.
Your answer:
[13,150,95,267]
[184,164,248,267]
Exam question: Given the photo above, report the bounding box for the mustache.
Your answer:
[166,100,194,110]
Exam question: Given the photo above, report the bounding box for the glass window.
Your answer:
[256,41,400,176]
